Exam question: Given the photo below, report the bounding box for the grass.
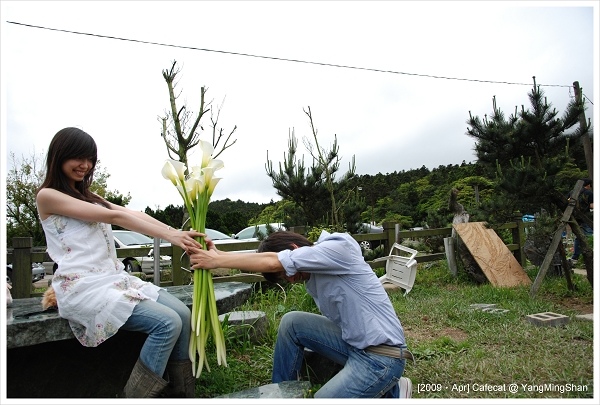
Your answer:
[33,260,593,398]
[192,261,594,399]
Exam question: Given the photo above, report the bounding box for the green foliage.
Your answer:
[130,272,147,281]
[466,81,589,223]
[209,199,270,234]
[145,204,184,229]
[6,152,45,247]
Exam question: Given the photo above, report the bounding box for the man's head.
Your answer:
[582,178,592,188]
[257,231,313,283]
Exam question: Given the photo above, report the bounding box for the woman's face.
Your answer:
[62,158,93,186]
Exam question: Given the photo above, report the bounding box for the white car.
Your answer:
[355,223,384,251]
[233,223,286,242]
[160,228,256,253]
[113,230,171,274]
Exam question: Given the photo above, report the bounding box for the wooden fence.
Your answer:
[6,221,527,299]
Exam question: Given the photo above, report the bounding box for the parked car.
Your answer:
[6,262,45,285]
[112,230,171,274]
[356,223,384,251]
[162,228,255,252]
[204,228,236,243]
[233,223,286,242]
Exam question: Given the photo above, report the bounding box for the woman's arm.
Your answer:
[36,188,202,250]
[108,202,173,228]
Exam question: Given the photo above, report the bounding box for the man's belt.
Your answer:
[365,345,415,363]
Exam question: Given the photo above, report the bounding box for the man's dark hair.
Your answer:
[582,178,592,187]
[258,231,313,283]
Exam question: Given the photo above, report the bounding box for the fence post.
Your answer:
[382,222,396,253]
[11,237,33,298]
[171,244,184,286]
[512,216,526,267]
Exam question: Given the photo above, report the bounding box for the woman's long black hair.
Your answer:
[37,127,110,208]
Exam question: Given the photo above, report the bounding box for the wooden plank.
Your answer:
[453,222,531,287]
[530,179,584,297]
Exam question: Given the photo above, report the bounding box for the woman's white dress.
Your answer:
[41,214,161,347]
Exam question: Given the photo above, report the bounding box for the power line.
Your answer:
[5,20,580,91]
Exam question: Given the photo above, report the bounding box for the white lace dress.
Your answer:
[41,214,161,347]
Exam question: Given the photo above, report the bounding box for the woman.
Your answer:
[189,230,413,398]
[36,127,201,398]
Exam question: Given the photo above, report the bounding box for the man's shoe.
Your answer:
[398,377,412,398]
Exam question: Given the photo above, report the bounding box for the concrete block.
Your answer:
[470,303,497,310]
[525,312,570,327]
[216,381,312,398]
[575,313,593,322]
[481,307,509,314]
[219,310,268,343]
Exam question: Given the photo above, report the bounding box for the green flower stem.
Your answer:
[165,159,227,377]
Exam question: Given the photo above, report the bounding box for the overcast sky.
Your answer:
[1,1,597,212]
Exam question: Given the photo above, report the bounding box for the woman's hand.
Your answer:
[166,229,204,252]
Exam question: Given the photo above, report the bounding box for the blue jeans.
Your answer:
[572,223,593,260]
[272,311,406,398]
[121,290,191,376]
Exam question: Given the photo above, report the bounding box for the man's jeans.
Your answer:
[122,290,191,376]
[272,311,406,398]
[572,223,593,260]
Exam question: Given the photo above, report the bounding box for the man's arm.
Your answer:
[189,245,283,273]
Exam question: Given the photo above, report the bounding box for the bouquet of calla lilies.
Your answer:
[161,140,227,377]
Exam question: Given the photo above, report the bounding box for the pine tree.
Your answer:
[466,77,587,221]
[466,77,592,282]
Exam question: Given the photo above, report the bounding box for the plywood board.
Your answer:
[453,222,531,287]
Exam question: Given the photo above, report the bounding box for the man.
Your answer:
[570,178,593,263]
[189,230,413,398]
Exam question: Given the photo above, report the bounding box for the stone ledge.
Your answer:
[6,282,253,349]
[6,282,254,398]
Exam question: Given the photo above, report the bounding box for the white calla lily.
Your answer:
[207,177,221,196]
[189,165,203,179]
[206,159,224,172]
[162,160,186,186]
[199,140,214,168]
[201,167,215,184]
[162,142,227,377]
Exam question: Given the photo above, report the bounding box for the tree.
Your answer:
[6,152,131,247]
[265,128,330,226]
[266,107,357,229]
[159,61,239,231]
[6,152,45,247]
[466,78,587,218]
[466,77,592,282]
[302,106,356,229]
[159,60,237,168]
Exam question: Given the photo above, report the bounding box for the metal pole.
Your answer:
[153,237,161,286]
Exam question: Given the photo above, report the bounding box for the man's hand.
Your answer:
[188,244,221,270]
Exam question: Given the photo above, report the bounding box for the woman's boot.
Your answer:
[163,359,196,397]
[122,358,168,398]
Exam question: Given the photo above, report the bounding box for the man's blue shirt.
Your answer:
[277,231,405,349]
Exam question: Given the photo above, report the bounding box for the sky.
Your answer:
[1,2,598,403]
[1,1,598,215]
